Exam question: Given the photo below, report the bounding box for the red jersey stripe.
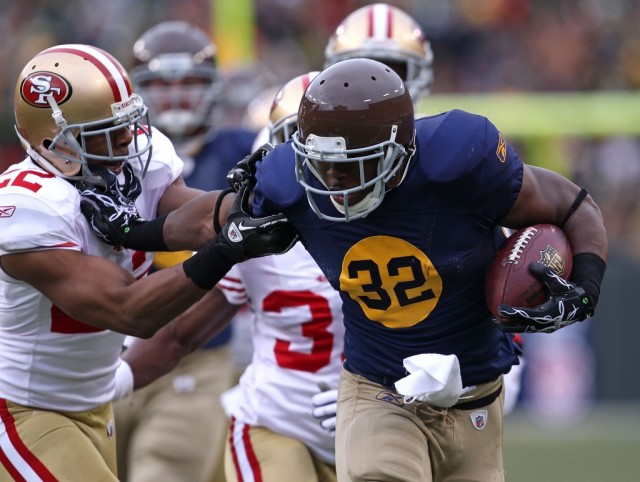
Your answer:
[38,45,130,102]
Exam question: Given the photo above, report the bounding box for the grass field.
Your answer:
[503,403,640,481]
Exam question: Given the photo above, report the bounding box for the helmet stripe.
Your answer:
[369,4,393,40]
[38,44,132,102]
[301,73,313,90]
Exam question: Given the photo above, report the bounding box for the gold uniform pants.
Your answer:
[0,399,118,481]
[225,421,337,482]
[336,368,505,482]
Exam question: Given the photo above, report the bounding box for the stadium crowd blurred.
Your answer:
[3,0,640,257]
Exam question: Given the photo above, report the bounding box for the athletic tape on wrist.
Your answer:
[183,240,235,290]
[570,252,606,305]
[124,215,169,251]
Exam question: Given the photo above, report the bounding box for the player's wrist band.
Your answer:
[570,252,606,305]
[182,240,235,290]
[124,215,169,251]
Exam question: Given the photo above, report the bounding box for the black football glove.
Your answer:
[227,143,274,192]
[76,163,144,246]
[214,180,298,262]
[493,262,595,334]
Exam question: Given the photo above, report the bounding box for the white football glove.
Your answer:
[113,360,134,401]
[311,382,338,434]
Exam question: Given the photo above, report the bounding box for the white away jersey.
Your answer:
[217,242,345,464]
[0,129,182,411]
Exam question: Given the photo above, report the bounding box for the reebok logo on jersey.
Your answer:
[0,206,16,217]
[496,133,507,163]
[376,390,405,407]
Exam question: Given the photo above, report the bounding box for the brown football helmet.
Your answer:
[324,3,433,102]
[293,58,415,222]
[130,21,221,146]
[14,44,152,184]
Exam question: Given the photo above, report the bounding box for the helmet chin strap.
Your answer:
[14,127,44,166]
[13,126,68,179]
[47,94,87,157]
[329,190,379,220]
[15,125,107,187]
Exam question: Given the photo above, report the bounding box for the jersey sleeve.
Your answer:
[0,195,80,254]
[133,127,184,219]
[473,116,524,222]
[252,142,304,216]
[420,110,523,223]
[134,127,183,184]
[0,168,82,255]
[215,265,248,306]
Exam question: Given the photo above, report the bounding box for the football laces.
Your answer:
[507,226,537,264]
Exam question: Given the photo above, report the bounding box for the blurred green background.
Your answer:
[504,404,640,481]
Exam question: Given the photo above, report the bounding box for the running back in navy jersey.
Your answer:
[253,110,523,387]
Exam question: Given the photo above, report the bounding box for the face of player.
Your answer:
[83,125,133,174]
[314,157,379,206]
[142,77,208,111]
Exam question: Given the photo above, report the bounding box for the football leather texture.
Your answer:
[486,224,573,320]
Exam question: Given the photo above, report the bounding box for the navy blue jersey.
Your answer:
[253,109,523,387]
[183,127,257,191]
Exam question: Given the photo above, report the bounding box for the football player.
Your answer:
[222,72,343,482]
[227,58,608,481]
[0,44,294,481]
[323,3,534,415]
[114,21,258,482]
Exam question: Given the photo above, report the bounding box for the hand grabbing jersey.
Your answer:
[75,163,145,246]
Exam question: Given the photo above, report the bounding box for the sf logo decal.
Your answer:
[20,71,72,107]
[339,236,442,328]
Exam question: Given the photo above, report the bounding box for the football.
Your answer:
[486,224,573,320]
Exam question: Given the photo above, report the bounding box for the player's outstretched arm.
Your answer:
[118,287,241,395]
[1,248,208,338]
[1,183,296,337]
[77,162,230,252]
[79,180,224,252]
